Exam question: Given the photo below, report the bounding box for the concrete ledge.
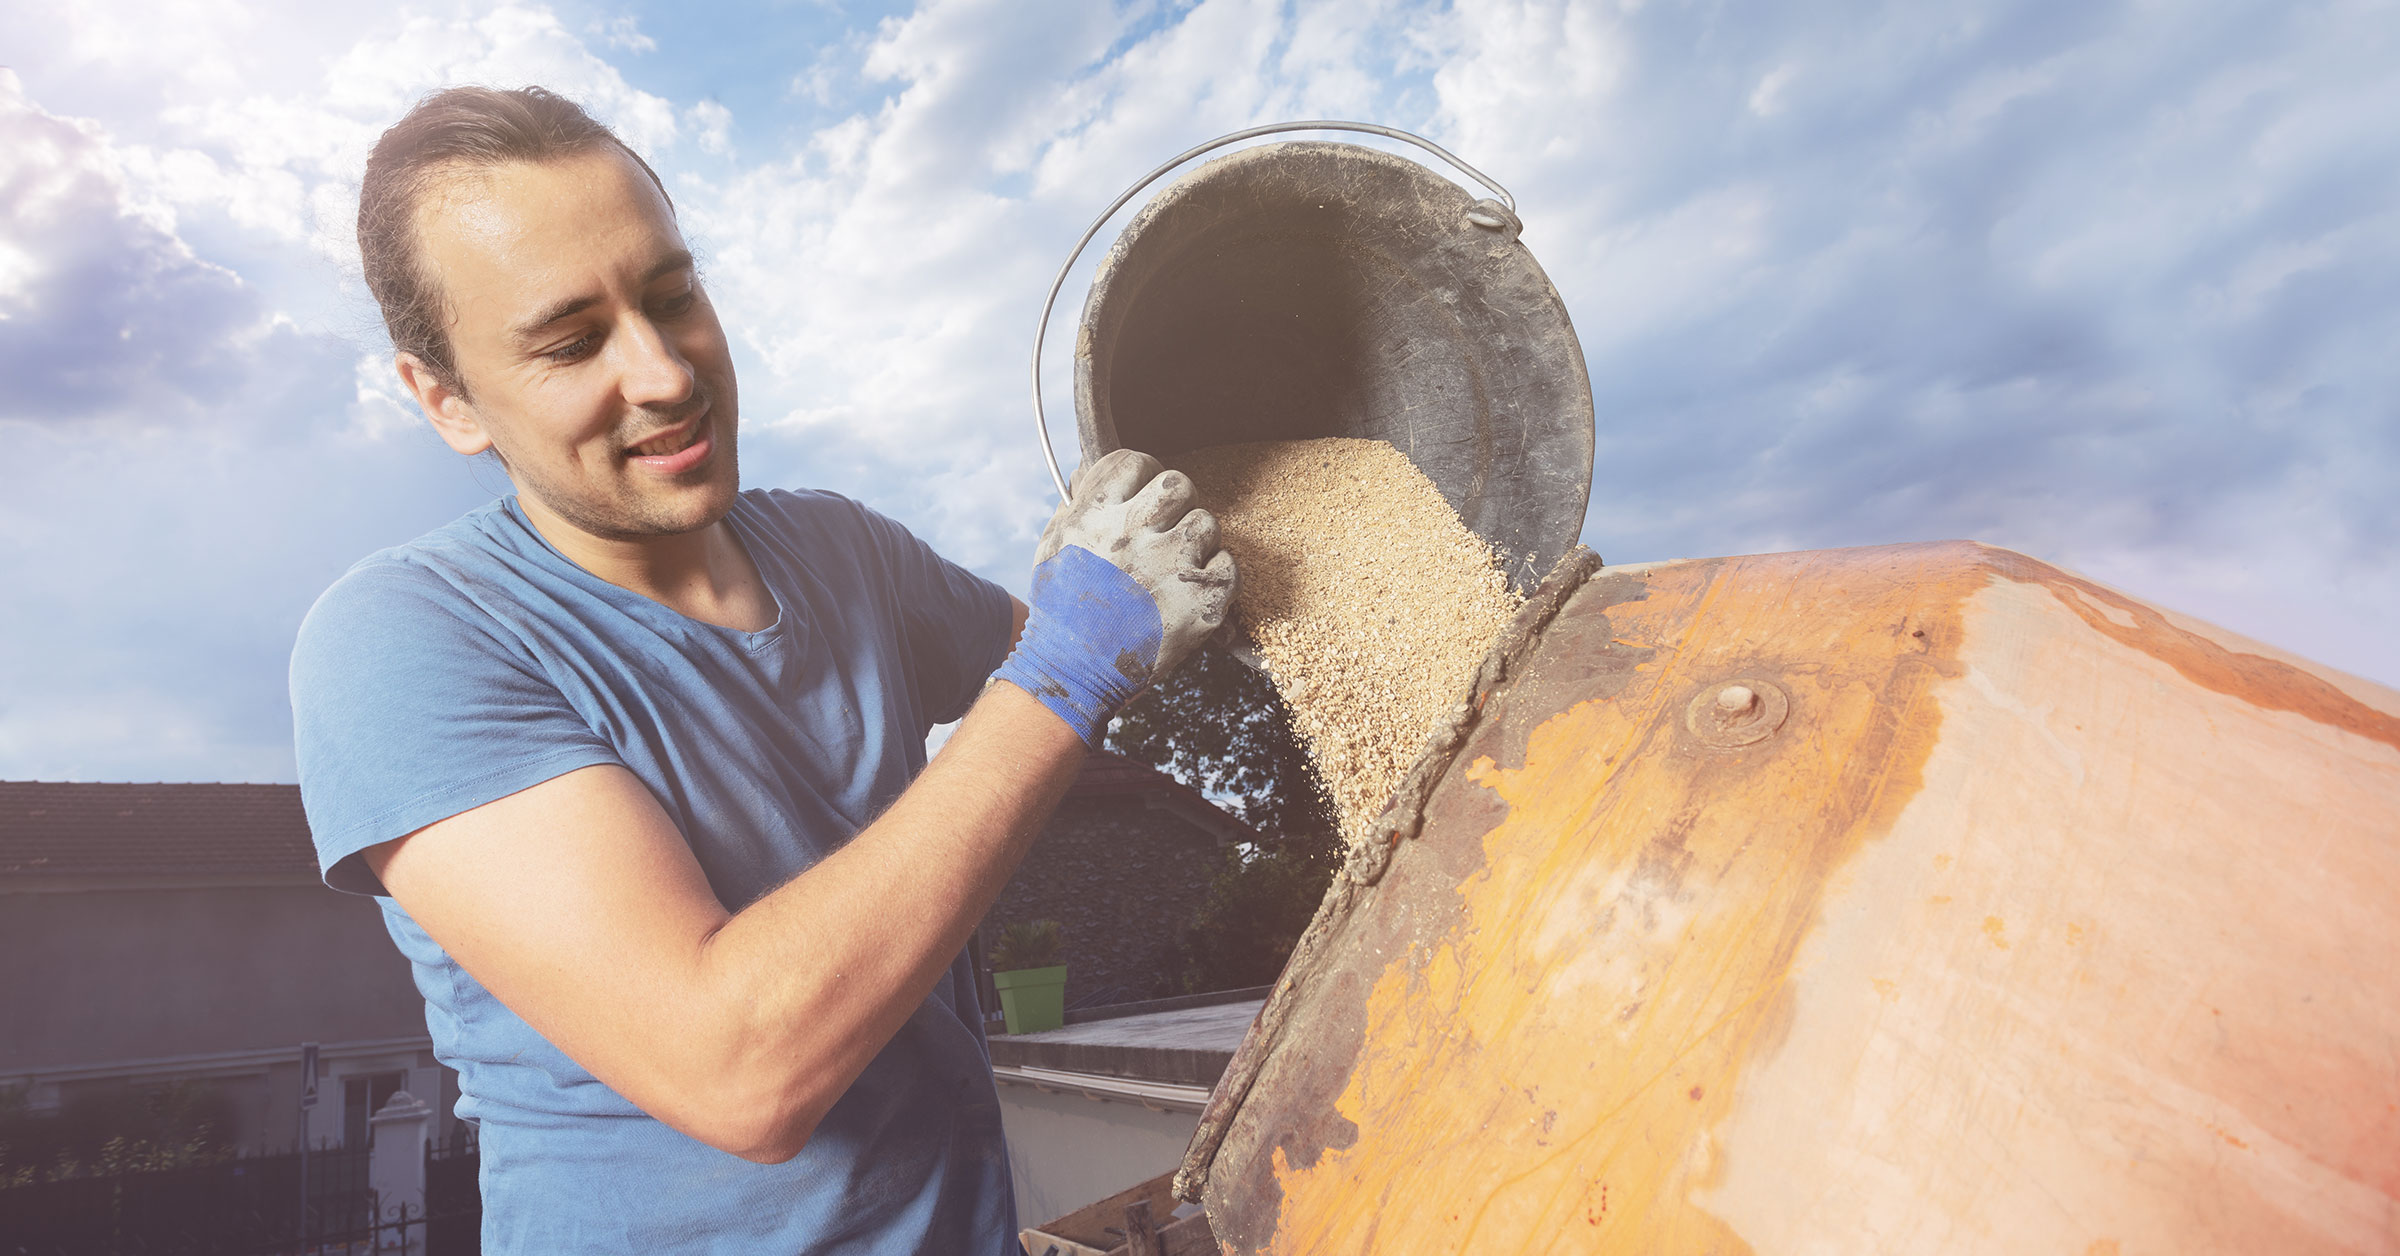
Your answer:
[1063,983,1270,1025]
[990,1038,1235,1089]
[988,996,1264,1088]
[991,1063,1214,1113]
[0,1035,434,1088]
[985,983,1270,1034]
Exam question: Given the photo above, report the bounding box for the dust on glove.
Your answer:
[992,449,1238,743]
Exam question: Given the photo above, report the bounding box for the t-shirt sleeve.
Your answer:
[841,500,1016,727]
[289,561,622,896]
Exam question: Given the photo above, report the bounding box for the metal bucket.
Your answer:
[1035,124,1596,596]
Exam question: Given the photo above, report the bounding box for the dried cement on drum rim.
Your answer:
[1173,438,1524,853]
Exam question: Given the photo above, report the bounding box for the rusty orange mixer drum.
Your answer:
[1177,541,2400,1254]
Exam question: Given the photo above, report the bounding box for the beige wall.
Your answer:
[4,882,455,1153]
[2,882,423,1073]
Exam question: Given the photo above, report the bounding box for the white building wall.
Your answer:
[997,1084,1201,1230]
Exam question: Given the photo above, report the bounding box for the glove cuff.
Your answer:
[992,545,1163,744]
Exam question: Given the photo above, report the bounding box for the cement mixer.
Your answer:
[1031,127,2400,1254]
[1174,542,2400,1253]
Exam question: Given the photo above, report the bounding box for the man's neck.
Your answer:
[517,493,775,633]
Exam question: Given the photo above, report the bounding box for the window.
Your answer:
[341,1071,404,1149]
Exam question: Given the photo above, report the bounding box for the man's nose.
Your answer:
[616,316,695,409]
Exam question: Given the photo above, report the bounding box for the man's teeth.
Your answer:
[629,426,700,457]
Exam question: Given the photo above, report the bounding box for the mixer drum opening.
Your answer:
[1073,140,1596,595]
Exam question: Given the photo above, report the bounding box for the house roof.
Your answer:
[0,781,315,884]
[1,753,1246,884]
[1067,749,1205,802]
[1065,750,1251,843]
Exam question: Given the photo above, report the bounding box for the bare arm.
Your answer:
[364,656,1075,1164]
[366,449,1229,1166]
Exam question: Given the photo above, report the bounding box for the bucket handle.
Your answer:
[1030,120,1521,499]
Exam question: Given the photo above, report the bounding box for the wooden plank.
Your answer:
[1156,1210,1216,1256]
[1015,1231,1108,1256]
[1020,1170,1182,1255]
[1020,1206,1215,1256]
[1122,1199,1162,1256]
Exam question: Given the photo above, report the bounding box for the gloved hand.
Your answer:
[993,449,1238,743]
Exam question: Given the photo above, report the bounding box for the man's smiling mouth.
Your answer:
[625,418,705,459]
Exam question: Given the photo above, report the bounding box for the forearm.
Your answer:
[370,459,1229,1163]
[690,679,1082,1158]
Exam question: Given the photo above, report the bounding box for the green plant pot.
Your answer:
[991,965,1067,1035]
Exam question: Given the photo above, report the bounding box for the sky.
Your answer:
[1,0,2393,783]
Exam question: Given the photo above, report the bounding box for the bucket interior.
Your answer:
[1074,141,1594,594]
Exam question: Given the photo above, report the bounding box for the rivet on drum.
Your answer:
[1686,678,1790,749]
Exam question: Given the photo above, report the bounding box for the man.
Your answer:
[290,86,1234,1253]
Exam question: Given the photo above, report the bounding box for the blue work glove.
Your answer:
[993,449,1238,743]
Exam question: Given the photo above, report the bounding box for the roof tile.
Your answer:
[0,782,315,881]
[2,753,1239,882]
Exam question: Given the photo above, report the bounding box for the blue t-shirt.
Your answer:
[289,488,1018,1254]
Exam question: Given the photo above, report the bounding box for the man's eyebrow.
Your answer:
[507,250,697,347]
[509,294,599,347]
[645,249,695,284]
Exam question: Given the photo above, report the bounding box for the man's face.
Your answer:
[408,148,739,541]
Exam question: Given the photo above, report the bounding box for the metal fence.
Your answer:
[0,1128,479,1256]
[420,1129,479,1256]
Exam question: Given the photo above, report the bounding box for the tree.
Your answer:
[0,1079,235,1183]
[1107,644,1343,992]
[1107,643,1332,839]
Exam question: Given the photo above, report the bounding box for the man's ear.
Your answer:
[396,353,492,456]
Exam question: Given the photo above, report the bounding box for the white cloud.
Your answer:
[595,14,657,54]
[27,4,691,282]
[687,99,734,155]
[310,5,680,148]
[1748,65,1796,118]
[1407,0,2400,684]
[0,239,36,311]
[0,401,492,782]
[0,687,290,784]
[347,349,420,440]
[43,0,291,100]
[679,0,1444,580]
[1,0,2396,786]
[0,71,267,423]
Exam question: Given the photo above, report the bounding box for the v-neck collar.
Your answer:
[498,494,790,654]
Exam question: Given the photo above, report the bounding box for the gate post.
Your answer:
[367,1090,431,1248]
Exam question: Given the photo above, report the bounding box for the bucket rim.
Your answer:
[1031,121,1521,500]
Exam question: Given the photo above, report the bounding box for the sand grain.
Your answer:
[1174,438,1521,850]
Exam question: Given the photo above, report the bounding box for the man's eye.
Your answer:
[547,331,600,363]
[654,288,698,318]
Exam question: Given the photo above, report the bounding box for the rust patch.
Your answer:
[1989,549,2400,753]
[1189,554,1602,1247]
[1210,542,2007,1253]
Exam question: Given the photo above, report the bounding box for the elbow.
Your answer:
[670,949,848,1163]
[682,1077,829,1165]
[722,1115,816,1166]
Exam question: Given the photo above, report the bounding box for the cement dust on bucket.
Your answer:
[1174,437,1522,852]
